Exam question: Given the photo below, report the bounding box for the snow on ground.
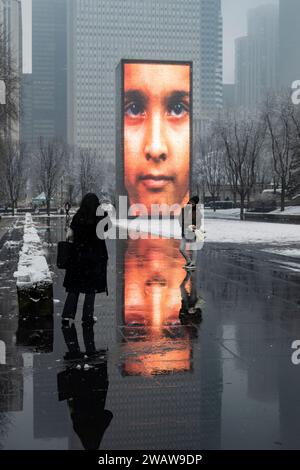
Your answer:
[115,218,300,245]
[14,213,52,289]
[262,248,300,258]
[205,219,300,245]
[4,240,22,249]
[204,208,241,219]
[271,206,300,215]
[205,206,300,219]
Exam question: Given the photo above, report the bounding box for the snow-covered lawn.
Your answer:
[14,213,52,289]
[204,219,300,245]
[205,205,300,219]
[270,206,300,215]
[115,218,300,246]
[262,248,300,259]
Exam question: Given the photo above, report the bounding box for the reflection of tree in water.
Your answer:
[0,413,12,449]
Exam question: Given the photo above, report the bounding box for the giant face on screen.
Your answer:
[123,61,191,215]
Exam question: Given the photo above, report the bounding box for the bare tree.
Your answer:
[60,145,79,206]
[35,138,66,215]
[256,149,273,194]
[1,139,27,215]
[192,134,206,202]
[215,110,266,220]
[78,147,104,199]
[288,104,300,198]
[264,93,295,211]
[200,128,225,211]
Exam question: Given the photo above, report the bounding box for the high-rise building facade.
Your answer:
[0,0,22,141]
[235,4,278,109]
[279,0,300,88]
[235,36,249,108]
[200,0,223,117]
[67,0,203,179]
[22,0,67,152]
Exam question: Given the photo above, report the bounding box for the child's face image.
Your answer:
[124,63,190,214]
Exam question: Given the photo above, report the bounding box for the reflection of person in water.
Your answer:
[57,323,113,450]
[179,269,204,322]
[124,62,191,215]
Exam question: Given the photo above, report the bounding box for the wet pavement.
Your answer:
[0,216,300,450]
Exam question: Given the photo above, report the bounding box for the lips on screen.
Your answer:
[123,62,191,213]
[122,239,192,376]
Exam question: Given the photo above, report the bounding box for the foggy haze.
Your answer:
[21,0,279,81]
[222,0,278,83]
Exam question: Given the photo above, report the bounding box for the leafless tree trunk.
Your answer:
[288,105,300,198]
[1,140,26,215]
[78,147,103,199]
[264,93,295,212]
[35,138,66,216]
[200,128,225,211]
[215,110,266,220]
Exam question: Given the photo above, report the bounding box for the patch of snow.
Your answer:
[205,219,300,245]
[263,248,300,258]
[271,206,300,215]
[4,240,21,249]
[269,259,300,272]
[115,218,300,246]
[13,213,52,289]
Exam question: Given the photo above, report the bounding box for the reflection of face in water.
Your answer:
[125,239,186,327]
[124,63,190,214]
[123,239,194,375]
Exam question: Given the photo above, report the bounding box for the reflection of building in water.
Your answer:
[0,297,23,412]
[16,316,54,354]
[198,246,300,447]
[33,354,68,440]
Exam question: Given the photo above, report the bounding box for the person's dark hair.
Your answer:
[189,195,199,205]
[77,193,100,225]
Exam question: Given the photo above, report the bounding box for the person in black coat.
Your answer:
[62,193,111,324]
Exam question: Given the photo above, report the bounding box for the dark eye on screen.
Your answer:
[167,101,189,117]
[124,102,145,117]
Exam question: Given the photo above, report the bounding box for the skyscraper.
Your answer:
[0,0,22,141]
[235,4,278,109]
[67,0,203,182]
[22,0,67,153]
[279,0,300,88]
[200,0,223,117]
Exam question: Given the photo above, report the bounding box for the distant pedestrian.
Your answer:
[62,193,111,325]
[179,195,202,269]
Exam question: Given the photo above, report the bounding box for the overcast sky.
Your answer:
[21,0,279,81]
[222,0,278,83]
